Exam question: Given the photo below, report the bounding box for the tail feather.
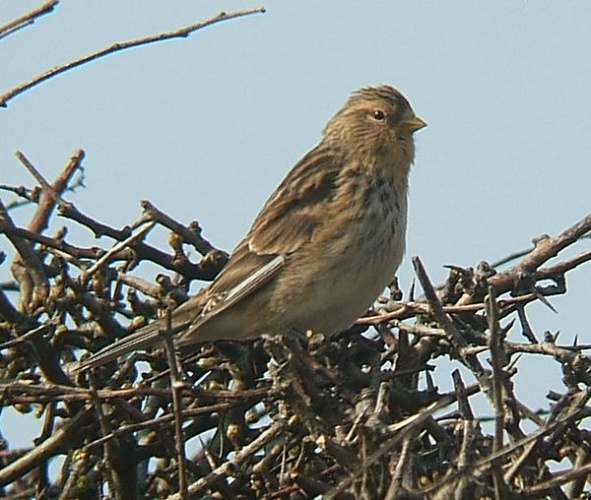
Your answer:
[74,319,189,372]
[75,290,207,372]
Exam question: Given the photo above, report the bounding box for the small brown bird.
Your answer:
[77,85,426,371]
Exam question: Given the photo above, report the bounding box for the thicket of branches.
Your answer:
[2,4,591,499]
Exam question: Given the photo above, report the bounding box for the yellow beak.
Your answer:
[403,115,427,133]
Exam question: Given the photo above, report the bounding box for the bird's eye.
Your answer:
[372,110,386,121]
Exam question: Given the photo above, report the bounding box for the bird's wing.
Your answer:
[76,145,342,370]
[248,144,341,254]
[177,144,342,339]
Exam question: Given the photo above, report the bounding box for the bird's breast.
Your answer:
[275,171,408,336]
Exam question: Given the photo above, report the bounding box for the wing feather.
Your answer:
[249,144,342,254]
[180,143,343,335]
[77,143,343,370]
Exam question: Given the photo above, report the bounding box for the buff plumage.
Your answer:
[77,85,426,371]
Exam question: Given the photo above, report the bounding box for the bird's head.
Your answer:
[323,85,426,170]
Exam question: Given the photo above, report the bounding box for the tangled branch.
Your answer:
[1,151,590,498]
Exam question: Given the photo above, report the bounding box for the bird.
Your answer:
[76,85,426,372]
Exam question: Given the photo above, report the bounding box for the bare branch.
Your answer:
[0,7,266,107]
[0,0,58,41]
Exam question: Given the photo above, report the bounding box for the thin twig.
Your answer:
[0,0,58,41]
[0,7,266,107]
[160,310,188,499]
[411,256,488,382]
[141,200,215,255]
[486,286,510,499]
[80,221,155,281]
[169,421,284,499]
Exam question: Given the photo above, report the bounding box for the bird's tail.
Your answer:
[74,289,208,372]
[74,318,188,372]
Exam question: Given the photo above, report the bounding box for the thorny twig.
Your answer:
[1,153,591,496]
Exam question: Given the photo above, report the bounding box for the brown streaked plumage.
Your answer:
[76,85,426,371]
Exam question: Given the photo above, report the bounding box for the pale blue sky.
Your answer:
[2,1,591,447]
